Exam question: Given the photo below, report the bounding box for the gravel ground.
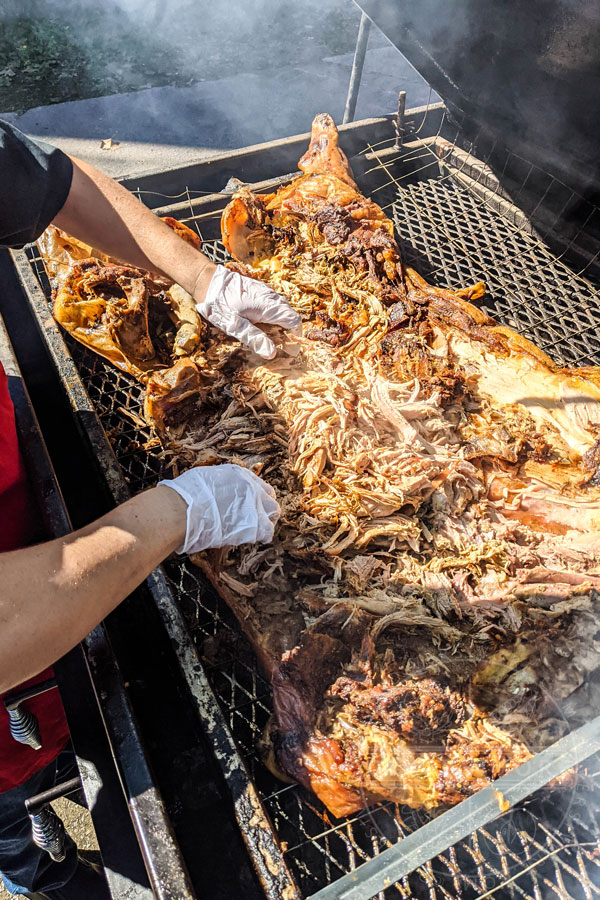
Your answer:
[0,798,99,897]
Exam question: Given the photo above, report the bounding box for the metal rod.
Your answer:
[343,12,371,124]
[4,678,57,710]
[393,90,407,149]
[26,777,83,816]
[308,714,600,900]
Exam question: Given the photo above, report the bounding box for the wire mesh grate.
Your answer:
[24,102,600,899]
[388,177,600,366]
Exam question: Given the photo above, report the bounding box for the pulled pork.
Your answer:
[40,113,600,818]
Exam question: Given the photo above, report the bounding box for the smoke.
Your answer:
[0,0,362,49]
[1,0,434,156]
[356,0,600,197]
[0,0,369,115]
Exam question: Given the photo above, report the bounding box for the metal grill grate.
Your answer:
[389,179,600,367]
[24,103,600,899]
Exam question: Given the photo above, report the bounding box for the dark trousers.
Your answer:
[0,747,78,895]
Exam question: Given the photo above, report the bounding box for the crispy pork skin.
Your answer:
[53,260,162,378]
[44,218,205,423]
[143,358,205,435]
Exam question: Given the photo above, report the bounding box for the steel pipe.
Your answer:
[343,12,371,124]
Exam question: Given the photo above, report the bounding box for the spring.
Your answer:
[30,806,67,863]
[7,706,42,750]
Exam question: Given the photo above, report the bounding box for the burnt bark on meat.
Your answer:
[329,676,467,750]
[306,312,350,347]
[583,436,600,484]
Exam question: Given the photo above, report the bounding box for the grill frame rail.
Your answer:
[10,100,600,900]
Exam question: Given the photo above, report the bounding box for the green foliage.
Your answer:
[0,18,87,106]
[0,0,363,113]
[0,4,179,111]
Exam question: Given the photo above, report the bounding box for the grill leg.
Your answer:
[343,11,371,124]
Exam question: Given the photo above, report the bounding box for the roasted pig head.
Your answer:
[297,112,357,187]
[222,113,401,293]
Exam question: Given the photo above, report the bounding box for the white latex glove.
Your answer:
[159,463,280,554]
[195,264,301,359]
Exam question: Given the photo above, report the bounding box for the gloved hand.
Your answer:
[159,463,280,554]
[195,264,301,359]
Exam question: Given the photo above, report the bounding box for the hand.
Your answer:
[195,264,301,359]
[159,463,280,554]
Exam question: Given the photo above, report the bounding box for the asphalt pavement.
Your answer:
[1,42,437,178]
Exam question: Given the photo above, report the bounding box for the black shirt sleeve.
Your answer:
[0,120,73,249]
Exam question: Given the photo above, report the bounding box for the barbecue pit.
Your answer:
[2,3,600,898]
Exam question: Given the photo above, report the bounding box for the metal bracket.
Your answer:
[393,90,407,149]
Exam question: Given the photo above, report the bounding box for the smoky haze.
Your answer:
[0,1,433,144]
[0,0,436,173]
[355,0,600,195]
[0,0,366,85]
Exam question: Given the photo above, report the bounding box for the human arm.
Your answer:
[0,465,279,694]
[0,119,300,357]
[52,157,301,357]
[52,156,217,299]
[0,485,185,693]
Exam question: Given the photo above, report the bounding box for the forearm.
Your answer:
[0,486,186,693]
[52,156,215,296]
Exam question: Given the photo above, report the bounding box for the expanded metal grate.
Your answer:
[25,102,600,899]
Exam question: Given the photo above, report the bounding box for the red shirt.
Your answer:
[0,361,70,792]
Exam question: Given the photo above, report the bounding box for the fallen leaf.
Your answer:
[100,138,120,150]
[0,67,15,78]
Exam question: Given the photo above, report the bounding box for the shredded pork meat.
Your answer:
[40,113,600,817]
